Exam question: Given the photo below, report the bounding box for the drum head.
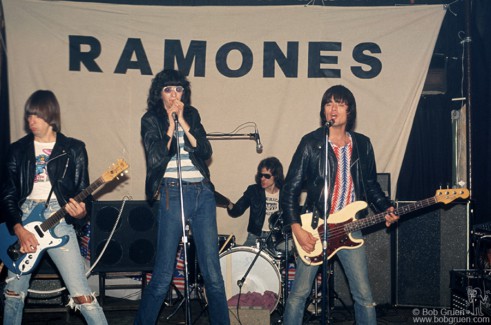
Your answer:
[219,247,280,313]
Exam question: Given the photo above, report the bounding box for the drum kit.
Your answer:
[218,211,295,316]
[168,212,335,323]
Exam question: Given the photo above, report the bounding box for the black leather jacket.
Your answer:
[141,106,213,200]
[227,184,270,237]
[1,133,91,233]
[282,127,392,226]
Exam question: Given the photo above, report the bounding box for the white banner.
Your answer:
[4,1,445,242]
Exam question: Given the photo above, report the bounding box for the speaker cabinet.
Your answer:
[90,200,159,273]
[393,202,469,307]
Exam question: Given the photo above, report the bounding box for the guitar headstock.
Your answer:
[101,159,129,183]
[435,188,469,204]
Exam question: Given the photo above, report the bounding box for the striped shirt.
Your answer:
[164,125,204,182]
[329,134,355,214]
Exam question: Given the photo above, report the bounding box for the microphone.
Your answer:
[172,112,178,122]
[254,129,263,153]
[325,119,335,127]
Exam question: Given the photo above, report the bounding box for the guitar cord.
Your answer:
[2,196,130,295]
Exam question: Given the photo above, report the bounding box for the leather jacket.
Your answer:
[227,184,270,236]
[282,127,392,226]
[141,106,213,200]
[2,133,91,233]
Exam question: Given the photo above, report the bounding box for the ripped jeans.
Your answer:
[283,231,376,325]
[3,200,107,325]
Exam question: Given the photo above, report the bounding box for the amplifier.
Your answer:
[450,269,491,316]
[450,269,486,295]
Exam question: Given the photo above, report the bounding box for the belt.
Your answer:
[27,199,47,203]
[166,179,209,187]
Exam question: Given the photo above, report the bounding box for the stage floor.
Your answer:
[10,298,421,324]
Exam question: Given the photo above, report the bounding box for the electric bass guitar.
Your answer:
[0,159,129,275]
[293,188,469,266]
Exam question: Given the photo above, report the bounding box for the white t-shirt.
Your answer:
[27,141,55,200]
[262,190,280,231]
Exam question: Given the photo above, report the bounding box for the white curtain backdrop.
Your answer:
[4,1,445,242]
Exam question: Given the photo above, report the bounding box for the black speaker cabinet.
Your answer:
[393,202,469,307]
[90,200,159,273]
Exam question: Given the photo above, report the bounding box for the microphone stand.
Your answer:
[173,115,193,325]
[321,122,333,325]
[206,133,256,140]
[236,214,283,306]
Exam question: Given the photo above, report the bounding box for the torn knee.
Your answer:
[5,290,25,300]
[73,295,95,304]
[67,292,99,311]
[362,301,377,308]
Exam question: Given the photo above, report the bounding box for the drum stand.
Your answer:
[234,216,284,315]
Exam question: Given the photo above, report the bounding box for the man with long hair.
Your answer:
[226,157,284,247]
[282,85,399,325]
[1,90,107,325]
[135,69,229,324]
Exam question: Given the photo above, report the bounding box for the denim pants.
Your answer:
[283,231,376,325]
[3,200,107,325]
[134,179,230,325]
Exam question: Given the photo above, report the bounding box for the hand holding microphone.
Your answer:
[167,99,184,123]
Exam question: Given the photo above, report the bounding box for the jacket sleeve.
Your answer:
[1,146,24,233]
[227,185,254,218]
[186,108,212,161]
[63,140,92,228]
[281,136,311,226]
[141,112,171,199]
[360,138,393,213]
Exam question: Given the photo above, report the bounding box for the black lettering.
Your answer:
[164,40,206,77]
[114,38,152,75]
[308,42,341,78]
[216,42,253,78]
[263,42,299,78]
[68,35,102,72]
[351,42,382,79]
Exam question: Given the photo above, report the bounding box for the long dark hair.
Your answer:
[255,157,284,189]
[24,90,61,133]
[319,85,357,131]
[147,69,191,112]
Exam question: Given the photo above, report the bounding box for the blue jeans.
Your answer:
[3,200,107,325]
[134,179,230,325]
[283,231,376,325]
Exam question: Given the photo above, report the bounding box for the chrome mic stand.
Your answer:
[321,120,334,324]
[172,114,193,324]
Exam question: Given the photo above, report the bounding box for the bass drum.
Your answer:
[219,247,281,313]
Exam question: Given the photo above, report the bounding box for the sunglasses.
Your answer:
[260,173,272,179]
[162,86,184,94]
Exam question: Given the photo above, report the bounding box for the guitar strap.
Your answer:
[44,187,54,209]
[44,155,70,209]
